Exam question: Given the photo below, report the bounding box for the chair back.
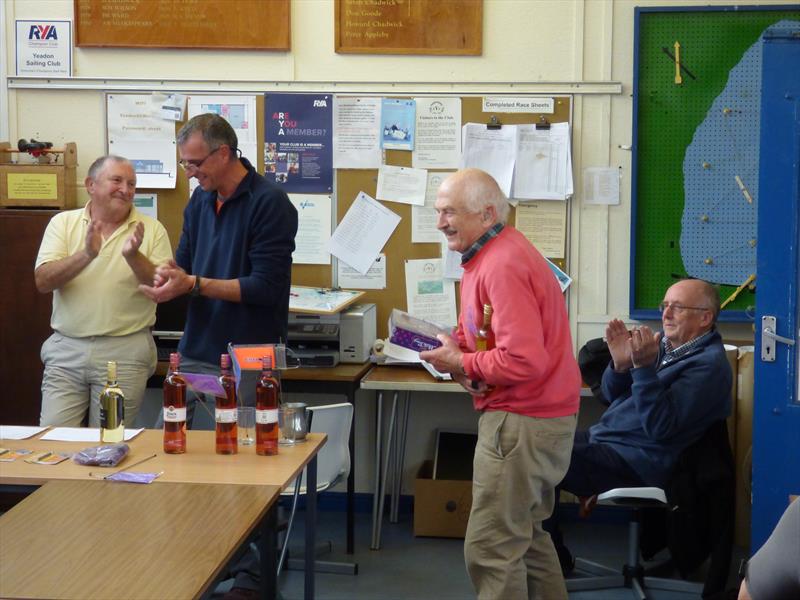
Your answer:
[306,402,353,492]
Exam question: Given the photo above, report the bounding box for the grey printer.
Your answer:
[287,303,376,367]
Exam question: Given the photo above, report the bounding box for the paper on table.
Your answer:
[328,191,400,275]
[376,165,427,205]
[0,425,47,440]
[40,428,145,442]
[461,123,517,197]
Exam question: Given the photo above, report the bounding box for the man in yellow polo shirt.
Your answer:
[34,155,172,427]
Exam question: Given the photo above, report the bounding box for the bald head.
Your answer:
[660,279,720,346]
[439,168,510,224]
[435,168,510,253]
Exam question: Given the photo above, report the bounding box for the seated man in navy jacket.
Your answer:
[545,278,732,572]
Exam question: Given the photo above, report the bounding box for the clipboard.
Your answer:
[289,285,365,314]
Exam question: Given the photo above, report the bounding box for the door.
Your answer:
[753,27,800,551]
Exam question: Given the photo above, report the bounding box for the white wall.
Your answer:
[4,0,777,493]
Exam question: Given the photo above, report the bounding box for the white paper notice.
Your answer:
[461,123,518,196]
[187,95,258,165]
[442,241,464,280]
[156,93,187,121]
[133,193,158,220]
[404,258,457,326]
[413,97,461,168]
[290,194,332,265]
[333,97,382,169]
[107,94,177,189]
[412,171,452,243]
[338,253,387,289]
[376,165,427,206]
[513,122,573,200]
[328,191,401,275]
[515,202,567,258]
[583,167,620,205]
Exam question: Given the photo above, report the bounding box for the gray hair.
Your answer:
[177,113,238,159]
[86,155,131,181]
[456,168,510,224]
[696,279,722,324]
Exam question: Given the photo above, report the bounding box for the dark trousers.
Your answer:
[543,430,645,559]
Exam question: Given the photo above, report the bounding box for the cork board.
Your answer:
[335,0,482,55]
[331,95,571,338]
[75,0,290,50]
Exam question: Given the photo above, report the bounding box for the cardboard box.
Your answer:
[414,460,473,538]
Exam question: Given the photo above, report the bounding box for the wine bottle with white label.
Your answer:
[256,355,280,456]
[163,352,187,454]
[215,353,238,455]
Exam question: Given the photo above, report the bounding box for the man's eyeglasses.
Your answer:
[178,146,222,171]
[658,302,710,315]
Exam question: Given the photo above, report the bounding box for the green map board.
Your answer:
[632,5,800,320]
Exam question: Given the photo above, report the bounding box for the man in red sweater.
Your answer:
[420,168,580,600]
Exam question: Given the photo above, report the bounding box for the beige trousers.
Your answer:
[40,329,156,428]
[465,410,577,600]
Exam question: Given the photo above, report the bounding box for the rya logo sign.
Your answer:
[313,99,328,107]
[29,25,58,40]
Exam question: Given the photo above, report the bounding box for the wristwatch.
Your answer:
[190,275,202,297]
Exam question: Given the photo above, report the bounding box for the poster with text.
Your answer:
[264,93,333,193]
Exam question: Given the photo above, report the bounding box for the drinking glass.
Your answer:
[238,406,255,446]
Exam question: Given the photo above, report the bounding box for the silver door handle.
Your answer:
[763,327,796,346]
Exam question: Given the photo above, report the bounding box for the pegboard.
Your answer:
[631,5,800,321]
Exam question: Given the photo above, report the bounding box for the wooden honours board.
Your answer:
[335,0,482,55]
[75,0,290,50]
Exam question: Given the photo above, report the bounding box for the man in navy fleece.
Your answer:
[141,113,298,428]
[545,278,732,573]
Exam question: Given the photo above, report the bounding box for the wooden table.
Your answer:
[360,365,469,549]
[282,362,371,555]
[0,429,326,599]
[0,479,280,600]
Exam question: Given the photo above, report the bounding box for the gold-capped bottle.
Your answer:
[100,361,125,443]
[474,304,494,352]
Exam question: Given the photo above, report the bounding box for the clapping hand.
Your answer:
[605,318,633,372]
[122,222,144,259]
[139,259,192,303]
[630,325,661,369]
